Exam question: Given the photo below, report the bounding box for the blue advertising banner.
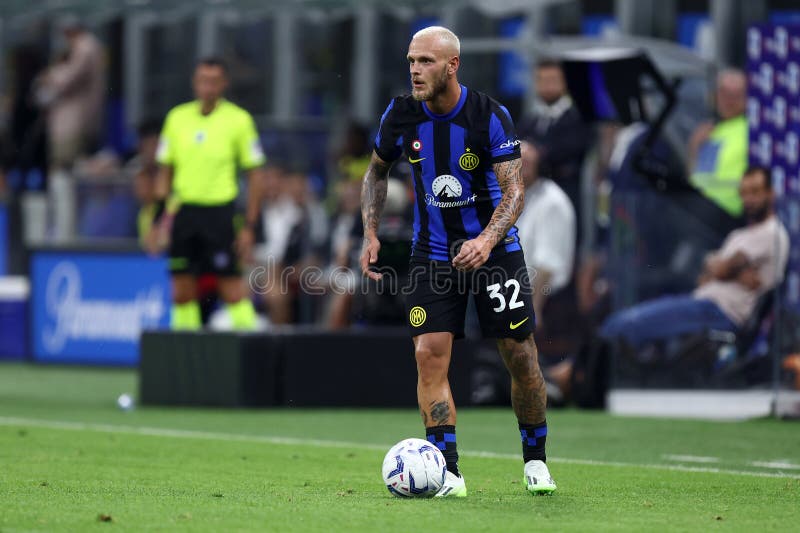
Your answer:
[747,23,800,313]
[31,251,170,366]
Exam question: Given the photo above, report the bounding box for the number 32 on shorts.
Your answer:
[486,279,524,312]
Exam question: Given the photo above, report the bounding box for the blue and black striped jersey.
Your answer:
[374,85,522,261]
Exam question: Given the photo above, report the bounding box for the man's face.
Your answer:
[407,35,455,101]
[192,64,227,105]
[739,171,772,222]
[535,65,566,105]
[716,74,746,120]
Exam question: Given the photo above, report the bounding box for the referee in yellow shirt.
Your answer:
[150,57,264,330]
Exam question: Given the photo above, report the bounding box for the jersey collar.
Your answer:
[196,98,226,116]
[422,84,467,121]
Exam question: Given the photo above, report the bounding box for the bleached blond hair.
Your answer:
[411,26,460,56]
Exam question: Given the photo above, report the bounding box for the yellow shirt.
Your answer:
[156,99,265,205]
[690,115,748,216]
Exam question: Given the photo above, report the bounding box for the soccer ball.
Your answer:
[381,438,447,497]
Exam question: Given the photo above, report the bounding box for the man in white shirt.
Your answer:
[516,141,576,324]
[600,166,789,347]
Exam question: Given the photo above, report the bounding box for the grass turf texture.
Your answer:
[0,363,798,532]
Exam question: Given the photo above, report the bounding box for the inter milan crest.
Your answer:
[409,306,427,327]
[459,148,479,170]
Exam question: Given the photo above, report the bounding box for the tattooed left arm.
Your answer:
[451,157,524,270]
[481,157,524,246]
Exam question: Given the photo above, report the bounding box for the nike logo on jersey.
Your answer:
[509,317,529,330]
[408,157,426,164]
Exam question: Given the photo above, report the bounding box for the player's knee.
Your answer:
[415,346,449,381]
[499,338,537,374]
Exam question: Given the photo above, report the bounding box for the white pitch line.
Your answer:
[661,454,721,464]
[1,416,798,480]
[749,461,800,470]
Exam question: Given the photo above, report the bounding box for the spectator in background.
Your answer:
[517,59,592,238]
[600,166,787,348]
[254,165,305,325]
[687,69,748,218]
[336,121,372,184]
[547,166,788,406]
[131,119,164,246]
[322,178,362,329]
[36,17,105,170]
[286,170,329,269]
[516,141,576,327]
[35,16,106,242]
[327,120,373,214]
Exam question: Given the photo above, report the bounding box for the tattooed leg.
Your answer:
[497,334,546,425]
[414,332,457,427]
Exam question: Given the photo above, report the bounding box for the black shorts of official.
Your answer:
[168,202,241,276]
[404,250,536,340]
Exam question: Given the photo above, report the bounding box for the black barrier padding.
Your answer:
[280,329,417,407]
[139,332,280,407]
[277,328,476,408]
[139,328,477,408]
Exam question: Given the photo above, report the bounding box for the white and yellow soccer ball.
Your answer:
[381,438,447,497]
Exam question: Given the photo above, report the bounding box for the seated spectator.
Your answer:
[515,141,576,326]
[600,166,788,348]
[687,69,748,217]
[546,166,788,405]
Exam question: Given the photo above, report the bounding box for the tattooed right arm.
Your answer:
[361,151,392,237]
[360,152,392,281]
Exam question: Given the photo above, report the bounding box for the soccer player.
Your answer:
[360,26,555,496]
[149,57,265,330]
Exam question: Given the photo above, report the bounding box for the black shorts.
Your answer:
[169,202,240,276]
[404,251,535,340]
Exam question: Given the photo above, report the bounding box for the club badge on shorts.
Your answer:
[409,306,427,327]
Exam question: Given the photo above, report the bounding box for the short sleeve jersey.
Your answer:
[374,85,522,261]
[157,99,266,205]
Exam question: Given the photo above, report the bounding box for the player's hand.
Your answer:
[144,217,171,256]
[360,235,383,281]
[236,226,255,264]
[452,235,492,271]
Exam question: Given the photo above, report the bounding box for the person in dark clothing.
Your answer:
[516,59,593,241]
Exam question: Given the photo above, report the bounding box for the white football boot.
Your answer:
[524,460,556,494]
[434,470,467,498]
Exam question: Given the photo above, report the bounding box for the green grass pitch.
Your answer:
[0,363,798,532]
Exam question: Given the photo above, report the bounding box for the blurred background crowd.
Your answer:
[1,0,800,406]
